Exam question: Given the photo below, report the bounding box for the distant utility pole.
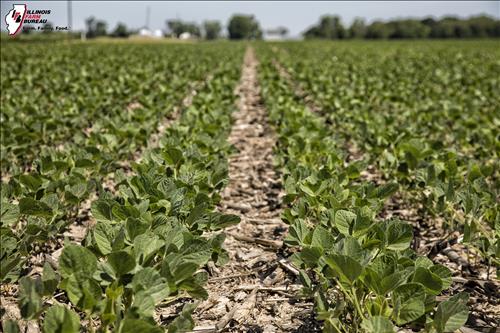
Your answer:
[67,0,72,30]
[146,6,150,29]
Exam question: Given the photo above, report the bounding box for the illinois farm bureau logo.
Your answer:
[5,4,27,36]
[5,4,53,36]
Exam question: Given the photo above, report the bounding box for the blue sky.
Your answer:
[1,1,499,37]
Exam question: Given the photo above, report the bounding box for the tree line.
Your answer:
[84,14,261,39]
[304,15,500,39]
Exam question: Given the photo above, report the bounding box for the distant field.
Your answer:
[1,40,498,332]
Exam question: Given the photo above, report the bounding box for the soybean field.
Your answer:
[0,40,499,333]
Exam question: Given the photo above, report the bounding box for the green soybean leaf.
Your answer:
[376,182,399,199]
[130,291,156,317]
[131,268,170,302]
[211,213,240,230]
[42,305,80,333]
[1,200,20,226]
[61,275,101,310]
[19,174,43,191]
[59,244,98,279]
[162,147,183,166]
[186,203,206,226]
[42,263,59,296]
[430,264,452,290]
[385,220,413,251]
[311,225,335,249]
[168,303,197,333]
[180,278,208,299]
[285,219,310,246]
[173,262,199,283]
[325,253,363,284]
[75,159,94,168]
[378,271,406,295]
[415,256,434,269]
[362,268,383,295]
[133,232,164,264]
[91,199,114,222]
[392,283,426,325]
[131,267,163,291]
[412,267,443,295]
[299,182,317,197]
[18,276,43,320]
[93,221,114,255]
[433,293,469,333]
[19,198,53,218]
[119,318,163,333]
[361,316,395,333]
[299,246,323,267]
[108,251,136,277]
[335,210,356,235]
[125,217,151,241]
[68,183,87,199]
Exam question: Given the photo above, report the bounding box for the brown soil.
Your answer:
[188,47,315,332]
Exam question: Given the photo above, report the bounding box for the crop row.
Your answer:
[257,44,470,333]
[1,43,245,332]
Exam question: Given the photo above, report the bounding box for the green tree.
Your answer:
[389,20,430,38]
[227,15,262,40]
[467,15,498,37]
[349,18,366,38]
[303,15,346,39]
[111,23,130,38]
[95,21,107,37]
[366,21,392,39]
[167,19,184,37]
[427,16,472,38]
[494,20,500,37]
[166,20,200,38]
[203,20,222,40]
[184,23,201,37]
[303,26,321,39]
[468,16,490,37]
[321,15,346,39]
[304,14,500,40]
[453,21,472,38]
[85,17,107,38]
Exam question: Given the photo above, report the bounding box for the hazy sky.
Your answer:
[1,1,499,37]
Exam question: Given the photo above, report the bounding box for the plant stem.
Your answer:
[350,287,365,321]
[336,281,366,330]
[330,319,343,333]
